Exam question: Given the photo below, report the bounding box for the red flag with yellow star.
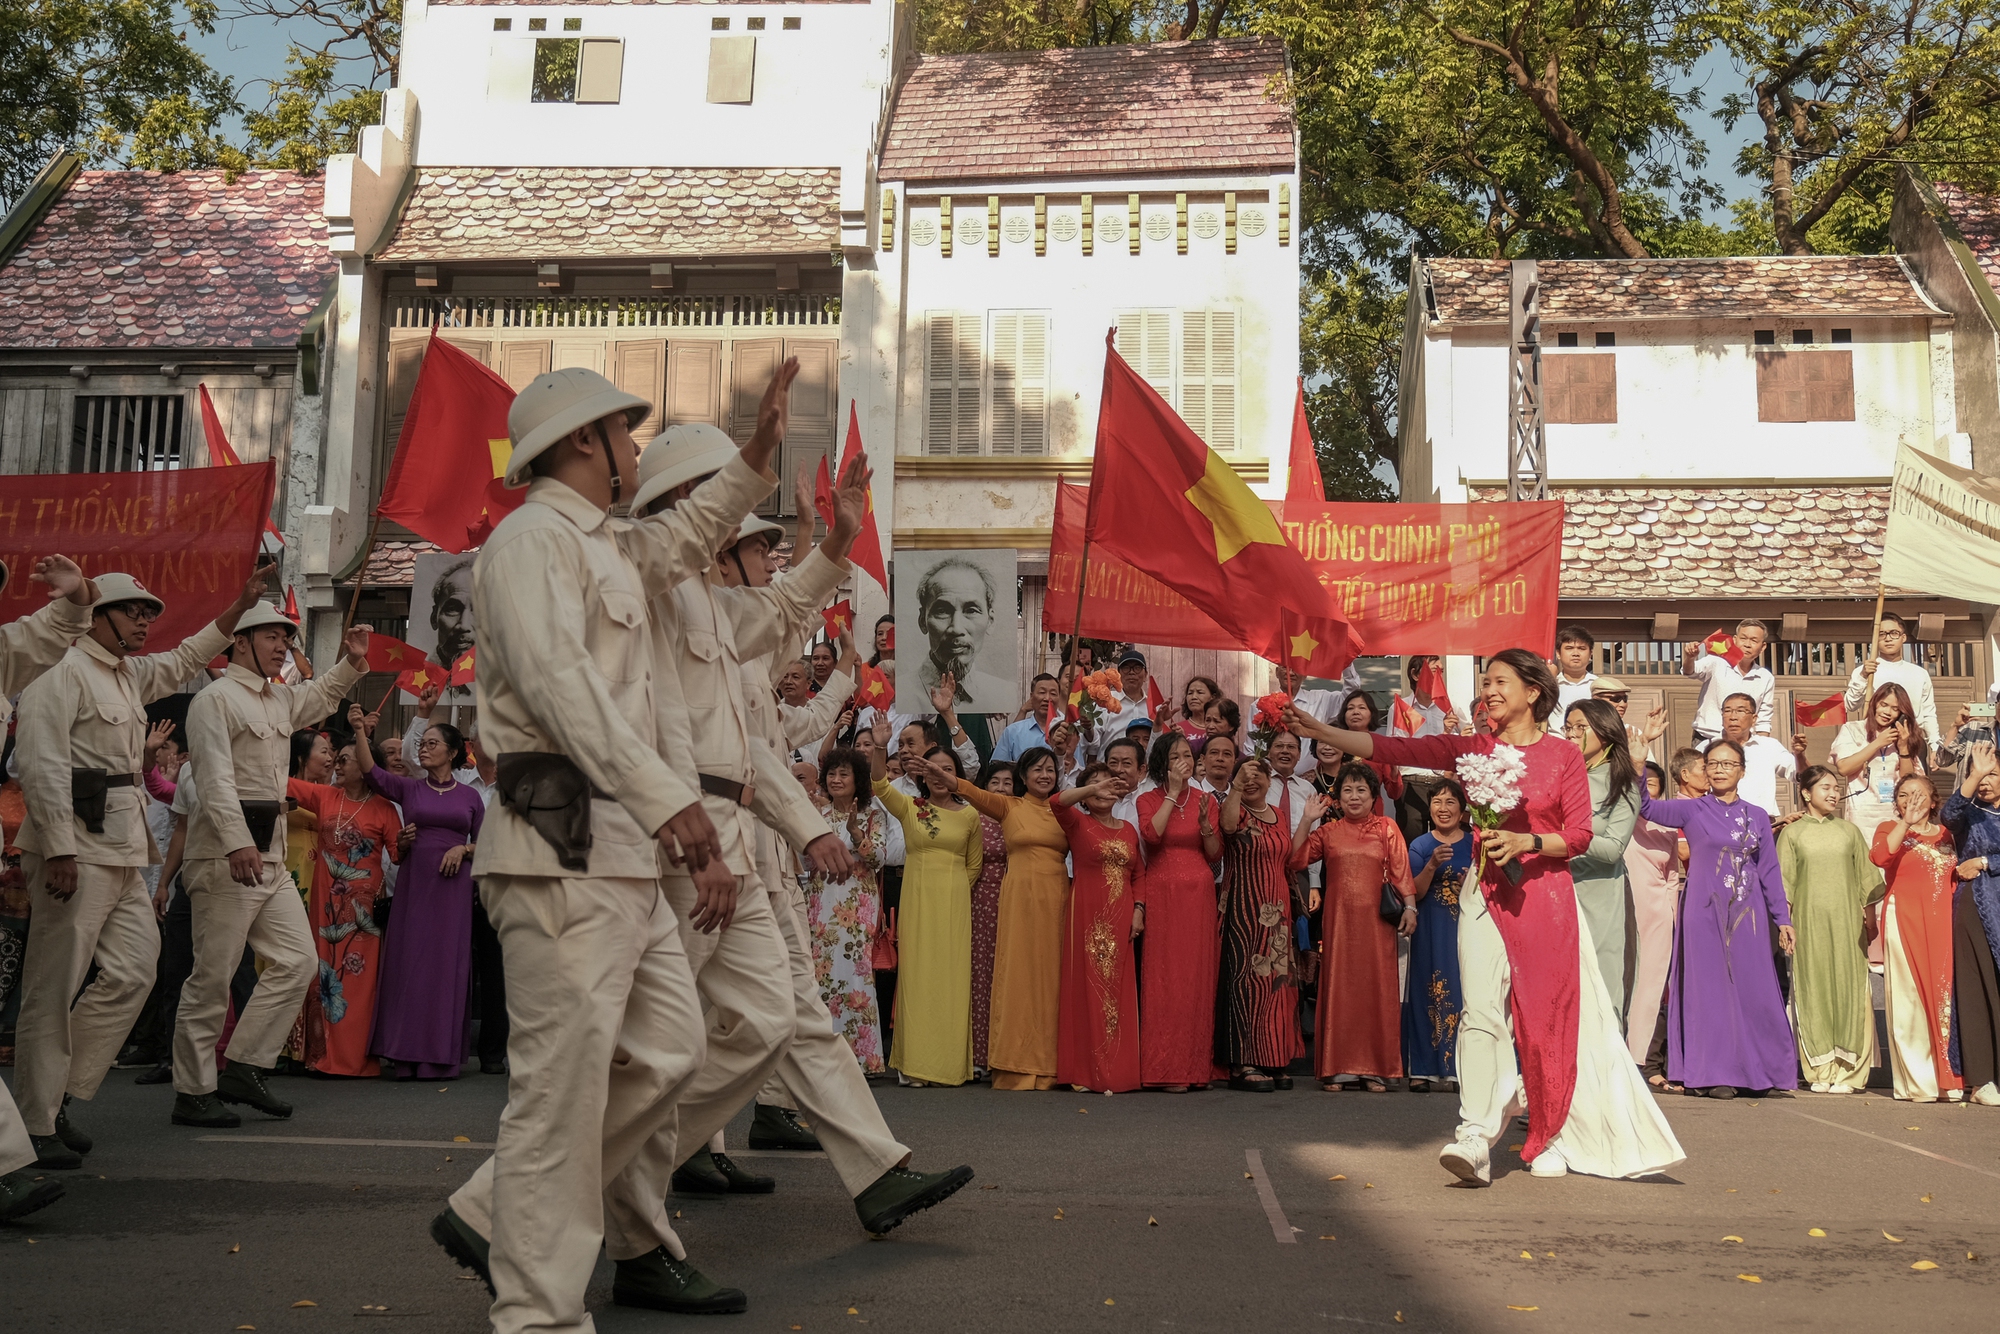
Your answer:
[376,329,520,553]
[396,660,451,698]
[835,403,888,591]
[854,661,895,711]
[821,598,855,641]
[1084,332,1361,676]
[1701,627,1746,668]
[448,646,477,689]
[364,633,430,675]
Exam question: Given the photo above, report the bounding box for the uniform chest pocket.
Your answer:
[243,713,278,741]
[590,590,648,684]
[681,628,725,709]
[93,698,133,730]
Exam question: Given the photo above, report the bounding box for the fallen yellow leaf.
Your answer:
[1884,1231,1904,1243]
[229,1244,241,1254]
[1920,1194,1933,1203]
[1905,1126,1920,1131]
[1506,1305,1540,1311]
[1911,1261,1939,1271]
[1364,1183,1375,1189]
[1727,1188,1738,1193]
[1737,1275,1762,1283]
[1543,1252,1555,1258]
[1722,1235,1744,1244]
[1520,1251,1534,1260]
[1054,1209,1065,1220]
[236,1327,256,1331]
[444,1157,453,1163]
[1509,1144,1525,1152]
[1395,1316,1405,1325]
[1329,1174,1347,1181]
[453,1135,471,1143]
[848,1308,859,1315]
[1146,1216,1158,1226]
[291,1301,317,1309]
[1077,1108,1088,1115]
[1104,1299,1116,1306]
[1809,1229,1827,1238]
[1770,1189,1782,1194]
[673,1210,682,1219]
[1244,1172,1254,1179]
[1319,1235,1337,1241]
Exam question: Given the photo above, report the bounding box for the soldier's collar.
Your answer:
[525,477,609,532]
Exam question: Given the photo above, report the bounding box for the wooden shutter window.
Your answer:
[576,37,624,103]
[926,312,980,456]
[612,340,667,443]
[1542,353,1617,424]
[781,338,837,513]
[499,341,551,392]
[989,311,1049,456]
[1115,310,1173,405]
[1756,349,1854,423]
[662,341,720,430]
[1180,309,1238,450]
[729,337,783,443]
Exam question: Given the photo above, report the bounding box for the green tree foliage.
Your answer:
[228,0,401,172]
[1701,0,2000,255]
[0,0,238,204]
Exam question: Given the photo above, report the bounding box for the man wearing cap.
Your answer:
[1590,675,1670,765]
[1088,649,1154,760]
[172,599,369,1127]
[11,562,274,1167]
[432,364,788,1333]
[0,554,98,1225]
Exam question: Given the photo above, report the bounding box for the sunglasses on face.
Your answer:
[1597,693,1629,704]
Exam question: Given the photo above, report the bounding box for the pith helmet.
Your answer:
[231,602,298,638]
[90,572,166,616]
[733,517,784,549]
[503,368,652,488]
[628,422,739,515]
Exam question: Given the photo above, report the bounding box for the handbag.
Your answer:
[869,905,899,972]
[1379,882,1408,925]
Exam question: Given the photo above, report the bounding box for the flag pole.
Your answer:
[374,678,398,715]
[1864,580,1886,680]
[343,508,387,635]
[1066,537,1092,677]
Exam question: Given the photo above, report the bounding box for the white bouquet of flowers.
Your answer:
[1456,744,1529,886]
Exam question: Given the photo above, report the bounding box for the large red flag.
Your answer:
[1085,333,1361,676]
[1285,378,1324,502]
[836,403,888,590]
[376,330,520,553]
[200,384,285,546]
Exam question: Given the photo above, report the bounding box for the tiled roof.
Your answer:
[374,167,840,261]
[1425,256,1940,324]
[880,38,1295,184]
[0,170,333,349]
[434,1,865,5]
[1934,181,2000,297]
[1468,484,1887,600]
[354,539,443,586]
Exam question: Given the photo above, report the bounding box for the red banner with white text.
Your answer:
[1043,481,1563,658]
[0,463,278,650]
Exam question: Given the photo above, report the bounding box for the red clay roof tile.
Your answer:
[880,38,1294,184]
[1934,181,2000,298]
[0,170,333,350]
[1426,256,1938,323]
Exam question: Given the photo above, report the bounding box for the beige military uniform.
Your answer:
[13,623,230,1133]
[444,459,769,1334]
[730,585,911,1199]
[173,657,361,1094]
[0,594,96,1177]
[599,552,846,1261]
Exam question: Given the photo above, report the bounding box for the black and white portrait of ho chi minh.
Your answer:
[894,548,1017,715]
[409,551,477,695]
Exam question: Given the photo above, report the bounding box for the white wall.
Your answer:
[1422,316,1941,495]
[886,175,1299,533]
[400,0,894,185]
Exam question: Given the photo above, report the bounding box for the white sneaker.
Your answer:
[1529,1147,1569,1178]
[1439,1137,1490,1186]
[1971,1083,2000,1107]
[1809,1082,1831,1093]
[1826,1085,1854,1095]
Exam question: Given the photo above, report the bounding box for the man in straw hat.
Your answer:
[171,596,370,1128]
[430,362,792,1332]
[0,553,98,1224]
[12,561,275,1168]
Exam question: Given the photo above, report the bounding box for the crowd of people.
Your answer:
[1,355,1996,1324]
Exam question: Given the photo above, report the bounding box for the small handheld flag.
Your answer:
[1702,629,1746,668]
[449,646,477,689]
[1391,694,1423,736]
[822,599,855,641]
[1795,693,1847,728]
[364,633,429,675]
[1145,675,1167,722]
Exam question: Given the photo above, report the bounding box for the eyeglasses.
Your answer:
[1705,760,1743,772]
[111,602,159,623]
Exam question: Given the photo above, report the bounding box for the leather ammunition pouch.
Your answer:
[70,768,109,834]
[239,800,283,852]
[496,752,600,872]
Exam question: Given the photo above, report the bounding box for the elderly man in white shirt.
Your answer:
[1842,611,1940,756]
[1101,733,1153,837]
[1089,649,1155,760]
[1681,617,1776,744]
[1695,692,1797,818]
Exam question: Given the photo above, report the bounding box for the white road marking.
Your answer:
[1788,1109,2000,1181]
[1245,1148,1296,1243]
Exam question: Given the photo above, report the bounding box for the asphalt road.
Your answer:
[3,1065,1996,1332]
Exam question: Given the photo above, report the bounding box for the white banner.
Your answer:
[1882,445,2000,604]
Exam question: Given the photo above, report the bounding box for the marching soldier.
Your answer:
[428,365,783,1334]
[13,563,273,1167]
[170,601,368,1128]
[0,554,98,1224]
[714,519,975,1234]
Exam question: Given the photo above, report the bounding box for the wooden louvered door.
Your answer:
[612,340,668,444]
[780,339,837,516]
[989,311,1049,456]
[925,312,981,456]
[1180,309,1237,451]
